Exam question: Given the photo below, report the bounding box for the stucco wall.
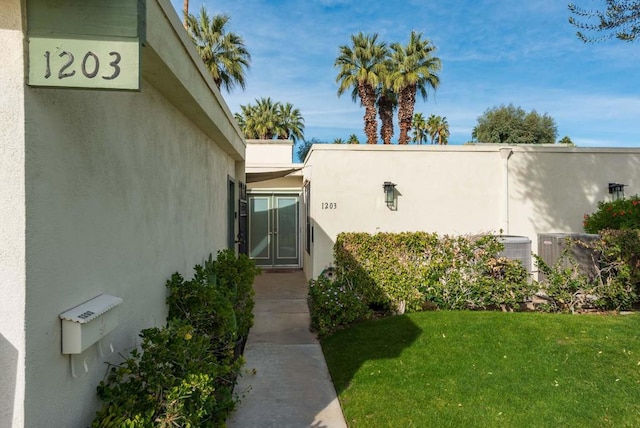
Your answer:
[246,139,294,165]
[1,0,246,426]
[0,1,27,426]
[303,145,640,279]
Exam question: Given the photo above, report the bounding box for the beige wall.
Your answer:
[1,0,245,426]
[0,1,27,426]
[246,139,294,165]
[303,145,640,280]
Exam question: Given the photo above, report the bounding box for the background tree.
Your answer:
[297,138,324,162]
[332,138,345,144]
[559,135,576,146]
[427,115,450,145]
[187,6,251,92]
[390,31,441,145]
[471,104,558,144]
[335,33,389,144]
[183,0,189,29]
[569,1,640,42]
[276,103,305,142]
[347,134,361,144]
[236,98,305,141]
[411,113,428,144]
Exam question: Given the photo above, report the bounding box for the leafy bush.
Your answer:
[534,234,638,312]
[333,232,534,313]
[93,251,259,427]
[308,275,372,337]
[583,196,640,233]
[92,320,241,427]
[213,249,261,338]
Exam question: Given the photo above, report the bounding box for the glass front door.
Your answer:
[248,194,299,267]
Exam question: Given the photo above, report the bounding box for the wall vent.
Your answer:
[497,235,531,272]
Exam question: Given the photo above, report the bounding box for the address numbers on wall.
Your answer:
[28,37,140,90]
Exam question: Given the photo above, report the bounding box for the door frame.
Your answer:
[247,189,302,268]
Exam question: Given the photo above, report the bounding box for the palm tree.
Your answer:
[335,33,389,144]
[332,138,345,144]
[390,31,441,144]
[426,114,439,144]
[347,134,360,144]
[276,103,305,143]
[187,6,251,92]
[434,116,450,145]
[183,0,189,29]
[411,113,428,145]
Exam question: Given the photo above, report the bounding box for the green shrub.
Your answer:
[534,235,638,312]
[166,265,237,359]
[333,232,534,313]
[92,320,240,427]
[308,275,372,337]
[213,249,261,338]
[94,251,259,427]
[583,196,640,233]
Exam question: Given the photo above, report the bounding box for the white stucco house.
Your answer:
[1,1,246,426]
[246,141,640,281]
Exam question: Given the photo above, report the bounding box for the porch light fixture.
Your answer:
[608,183,625,200]
[383,182,396,207]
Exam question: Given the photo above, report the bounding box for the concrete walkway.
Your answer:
[226,271,348,428]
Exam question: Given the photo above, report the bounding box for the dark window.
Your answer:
[304,181,311,254]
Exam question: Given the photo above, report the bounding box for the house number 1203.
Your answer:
[321,202,337,209]
[43,50,121,81]
[28,37,140,90]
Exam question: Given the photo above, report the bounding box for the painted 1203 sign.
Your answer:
[28,37,140,90]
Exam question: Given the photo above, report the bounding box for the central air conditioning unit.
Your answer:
[537,233,600,282]
[497,235,532,273]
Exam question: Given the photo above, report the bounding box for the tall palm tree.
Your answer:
[434,116,450,145]
[411,113,428,145]
[187,6,251,92]
[276,103,305,143]
[236,98,305,142]
[426,114,439,144]
[376,58,397,144]
[335,33,389,144]
[183,0,189,29]
[390,31,441,144]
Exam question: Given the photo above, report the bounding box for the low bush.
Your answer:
[308,275,372,337]
[583,196,640,233]
[92,320,241,427]
[333,232,533,314]
[534,234,639,312]
[93,251,260,427]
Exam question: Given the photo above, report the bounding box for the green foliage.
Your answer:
[583,196,640,233]
[235,97,305,142]
[332,232,534,314]
[308,275,372,337]
[569,1,640,42]
[212,249,261,338]
[92,320,240,427]
[471,103,557,144]
[94,251,260,427]
[534,234,638,312]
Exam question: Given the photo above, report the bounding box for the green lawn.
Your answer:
[321,311,640,427]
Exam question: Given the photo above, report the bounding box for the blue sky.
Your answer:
[171,0,640,154]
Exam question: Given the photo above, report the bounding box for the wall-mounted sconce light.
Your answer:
[608,183,625,201]
[383,181,396,208]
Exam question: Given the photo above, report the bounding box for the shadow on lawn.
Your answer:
[323,235,424,394]
[322,313,423,395]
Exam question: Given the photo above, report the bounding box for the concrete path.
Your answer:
[226,271,348,428]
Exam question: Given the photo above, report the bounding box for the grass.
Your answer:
[321,311,640,427]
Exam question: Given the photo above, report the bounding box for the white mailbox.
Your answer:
[60,294,123,354]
